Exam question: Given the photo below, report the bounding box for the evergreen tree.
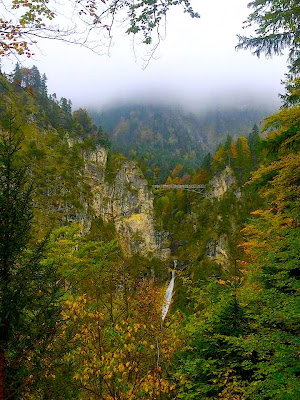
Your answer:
[97,126,110,148]
[30,65,41,93]
[73,108,97,139]
[40,73,48,97]
[0,117,62,398]
[224,135,233,166]
[234,136,252,182]
[280,77,300,107]
[12,63,21,81]
[60,97,72,115]
[237,0,300,76]
[12,63,22,91]
[237,0,300,107]
[248,124,260,166]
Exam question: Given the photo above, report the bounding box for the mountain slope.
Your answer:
[90,103,273,181]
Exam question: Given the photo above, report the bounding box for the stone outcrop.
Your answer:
[204,166,241,267]
[207,166,237,200]
[84,146,169,259]
[205,234,229,267]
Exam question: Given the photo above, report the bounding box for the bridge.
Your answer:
[153,184,206,194]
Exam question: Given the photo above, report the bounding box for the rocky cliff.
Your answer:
[207,166,238,200]
[84,146,170,259]
[205,166,240,267]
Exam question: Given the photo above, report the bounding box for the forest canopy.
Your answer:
[0,0,299,399]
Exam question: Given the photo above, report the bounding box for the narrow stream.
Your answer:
[161,260,176,321]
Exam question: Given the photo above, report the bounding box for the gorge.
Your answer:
[0,61,299,400]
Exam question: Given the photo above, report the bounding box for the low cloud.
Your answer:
[4,0,287,112]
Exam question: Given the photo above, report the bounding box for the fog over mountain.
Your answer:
[93,88,279,115]
[2,0,287,112]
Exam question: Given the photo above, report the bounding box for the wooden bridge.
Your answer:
[153,184,206,194]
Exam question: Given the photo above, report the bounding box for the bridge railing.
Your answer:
[153,184,206,193]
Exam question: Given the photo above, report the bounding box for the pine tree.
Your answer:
[248,124,260,167]
[237,0,300,76]
[0,116,62,398]
[12,64,22,91]
[30,66,41,94]
[40,73,48,97]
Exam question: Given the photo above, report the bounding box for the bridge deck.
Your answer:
[153,184,206,193]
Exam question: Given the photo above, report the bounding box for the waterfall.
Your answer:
[161,260,176,321]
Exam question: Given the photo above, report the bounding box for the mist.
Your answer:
[3,0,287,112]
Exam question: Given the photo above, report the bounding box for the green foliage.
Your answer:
[0,67,113,235]
[0,126,62,398]
[105,153,128,182]
[24,225,178,399]
[0,24,298,399]
[90,104,267,181]
[236,0,300,76]
[280,77,300,108]
[73,108,97,139]
[124,0,199,44]
[237,0,300,109]
[174,93,300,400]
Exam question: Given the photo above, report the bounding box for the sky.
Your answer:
[3,0,288,112]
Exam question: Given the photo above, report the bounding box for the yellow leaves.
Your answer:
[263,106,300,138]
[250,209,264,216]
[118,363,124,373]
[230,142,238,158]
[73,372,79,380]
[54,275,180,399]
[237,136,251,158]
[213,146,225,163]
[171,164,184,179]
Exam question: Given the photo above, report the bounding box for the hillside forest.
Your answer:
[0,0,299,399]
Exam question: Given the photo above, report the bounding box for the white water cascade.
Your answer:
[161,260,177,321]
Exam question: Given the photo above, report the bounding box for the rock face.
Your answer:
[205,166,239,267]
[206,234,229,267]
[85,146,169,259]
[207,166,237,200]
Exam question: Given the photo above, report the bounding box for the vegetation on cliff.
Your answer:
[91,105,269,182]
[0,0,299,397]
[0,60,298,398]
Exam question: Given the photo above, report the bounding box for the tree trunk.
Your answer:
[0,347,5,400]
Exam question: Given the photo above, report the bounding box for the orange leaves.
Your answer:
[217,276,244,287]
[57,279,180,399]
[230,141,238,158]
[37,230,180,399]
[191,170,207,184]
[0,16,34,57]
